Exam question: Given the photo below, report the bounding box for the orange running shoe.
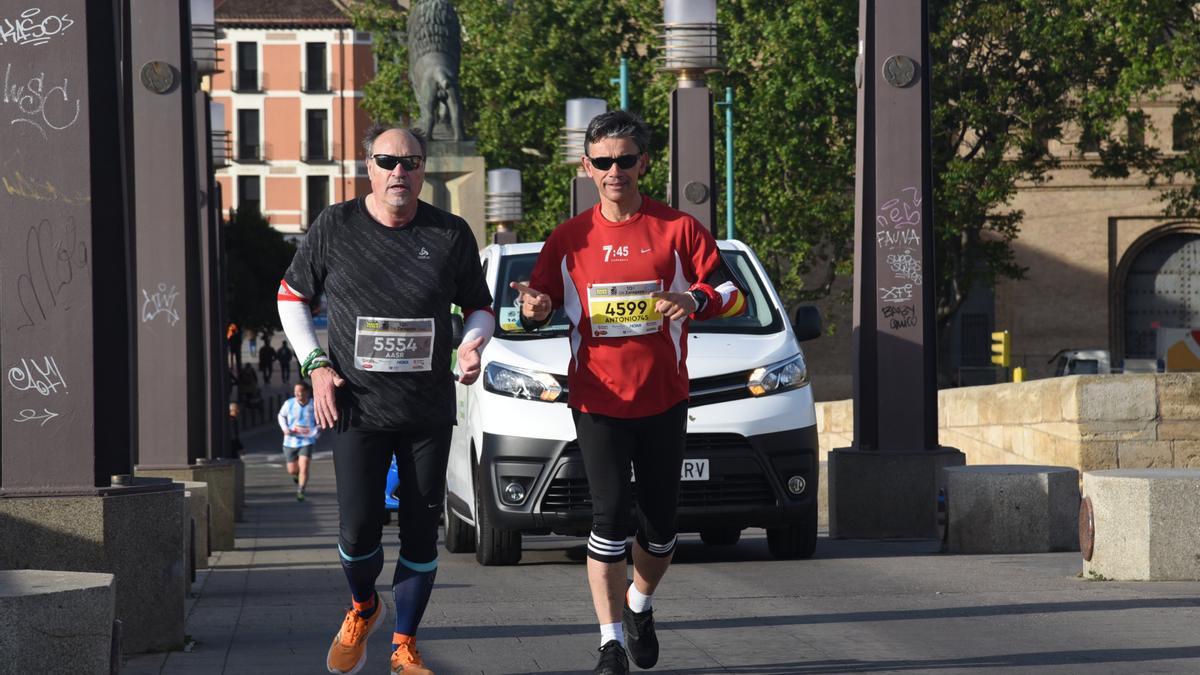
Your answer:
[389,635,434,675]
[325,596,383,674]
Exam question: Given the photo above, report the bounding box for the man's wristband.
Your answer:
[300,347,330,378]
[519,310,551,332]
[687,289,708,313]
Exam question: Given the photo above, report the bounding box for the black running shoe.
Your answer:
[622,604,659,669]
[594,639,629,675]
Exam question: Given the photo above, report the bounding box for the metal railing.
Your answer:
[300,70,330,93]
[235,143,261,162]
[301,140,331,163]
[211,130,232,168]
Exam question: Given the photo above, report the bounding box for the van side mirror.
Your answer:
[450,313,464,348]
[792,305,822,342]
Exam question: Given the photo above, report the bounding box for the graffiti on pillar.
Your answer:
[7,355,67,426]
[141,282,181,326]
[0,8,75,47]
[15,218,90,330]
[12,407,59,426]
[879,284,914,304]
[881,304,918,330]
[2,62,81,138]
[886,250,922,285]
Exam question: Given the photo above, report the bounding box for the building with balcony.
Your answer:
[211,0,374,235]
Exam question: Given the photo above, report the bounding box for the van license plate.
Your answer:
[631,459,709,482]
[681,459,709,481]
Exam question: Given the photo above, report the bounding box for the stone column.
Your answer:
[0,0,186,653]
[828,0,964,538]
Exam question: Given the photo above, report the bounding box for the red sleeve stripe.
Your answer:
[277,279,307,302]
[717,290,746,318]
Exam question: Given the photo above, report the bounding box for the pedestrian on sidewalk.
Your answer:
[278,381,319,500]
[276,124,494,675]
[259,339,277,385]
[513,110,746,675]
[277,340,295,381]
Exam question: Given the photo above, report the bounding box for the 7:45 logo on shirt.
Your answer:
[602,244,630,262]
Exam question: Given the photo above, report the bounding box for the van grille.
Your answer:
[540,434,774,511]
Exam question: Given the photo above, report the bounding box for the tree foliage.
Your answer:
[351,0,1199,328]
[224,208,295,333]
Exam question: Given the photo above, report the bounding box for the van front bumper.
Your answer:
[468,426,819,536]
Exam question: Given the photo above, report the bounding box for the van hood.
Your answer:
[483,330,799,378]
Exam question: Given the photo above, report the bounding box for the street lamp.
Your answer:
[661,0,721,80]
[562,97,607,215]
[485,168,522,244]
[659,0,720,233]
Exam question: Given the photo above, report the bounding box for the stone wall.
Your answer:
[816,373,1200,470]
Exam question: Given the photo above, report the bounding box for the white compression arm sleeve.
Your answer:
[277,298,322,367]
[461,309,495,353]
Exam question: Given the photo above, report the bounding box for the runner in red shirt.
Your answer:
[513,110,744,675]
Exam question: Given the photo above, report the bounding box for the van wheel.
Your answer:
[474,468,521,566]
[443,496,475,554]
[699,528,741,546]
[767,504,817,560]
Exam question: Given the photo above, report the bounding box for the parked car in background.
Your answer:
[444,240,823,565]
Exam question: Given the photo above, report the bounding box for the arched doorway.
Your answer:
[1121,232,1200,362]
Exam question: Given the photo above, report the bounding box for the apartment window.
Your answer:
[1173,110,1194,152]
[304,43,328,92]
[305,109,329,162]
[307,175,330,227]
[235,42,258,92]
[237,175,261,214]
[1126,112,1146,148]
[236,109,260,161]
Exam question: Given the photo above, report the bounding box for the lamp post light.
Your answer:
[486,168,522,244]
[660,0,720,233]
[562,97,607,215]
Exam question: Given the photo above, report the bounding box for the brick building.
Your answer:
[211,0,374,236]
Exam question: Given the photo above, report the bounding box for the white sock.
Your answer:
[627,584,653,613]
[600,622,624,647]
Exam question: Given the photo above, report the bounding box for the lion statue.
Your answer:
[408,0,466,141]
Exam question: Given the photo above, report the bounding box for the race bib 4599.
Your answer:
[587,280,662,338]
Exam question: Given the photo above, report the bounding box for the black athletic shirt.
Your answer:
[284,197,492,429]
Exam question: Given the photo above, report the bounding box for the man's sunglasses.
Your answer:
[586,154,639,171]
[372,154,424,172]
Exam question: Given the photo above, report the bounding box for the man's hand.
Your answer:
[456,336,485,385]
[650,291,699,321]
[310,366,346,429]
[510,282,551,322]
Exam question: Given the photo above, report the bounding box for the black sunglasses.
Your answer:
[586,154,639,171]
[372,154,424,171]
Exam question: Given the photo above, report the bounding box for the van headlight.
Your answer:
[747,354,808,396]
[483,362,564,403]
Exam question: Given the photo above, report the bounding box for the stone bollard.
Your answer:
[178,481,210,572]
[944,465,1080,554]
[1081,469,1200,581]
[138,459,237,551]
[0,570,116,674]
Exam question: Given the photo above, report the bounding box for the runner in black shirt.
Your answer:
[278,125,493,675]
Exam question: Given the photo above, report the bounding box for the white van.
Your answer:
[445,240,822,565]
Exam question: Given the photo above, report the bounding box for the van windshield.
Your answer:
[494,250,783,339]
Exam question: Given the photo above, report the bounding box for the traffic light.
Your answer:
[991,330,1011,368]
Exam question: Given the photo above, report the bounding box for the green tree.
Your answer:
[351,0,1198,336]
[224,208,296,335]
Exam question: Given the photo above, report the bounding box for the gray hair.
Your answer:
[362,123,428,157]
[584,110,652,156]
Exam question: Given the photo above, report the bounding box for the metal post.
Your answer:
[716,87,735,240]
[828,0,963,539]
[609,57,629,111]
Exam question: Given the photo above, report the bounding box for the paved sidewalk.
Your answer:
[124,428,1200,674]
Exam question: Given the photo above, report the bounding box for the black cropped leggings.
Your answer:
[333,423,451,564]
[573,401,687,563]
